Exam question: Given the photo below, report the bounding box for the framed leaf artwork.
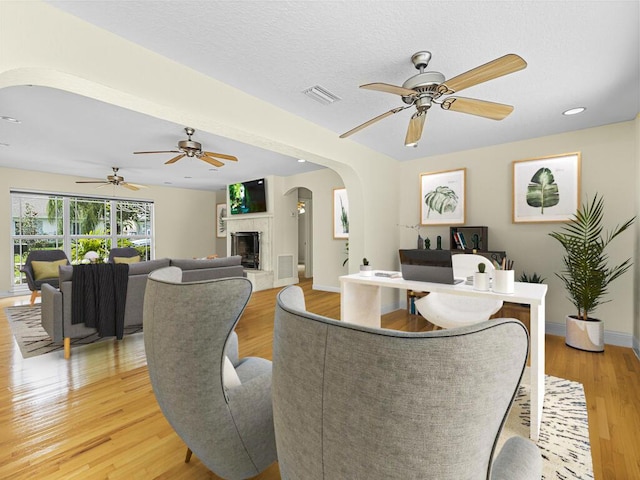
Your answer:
[420,168,466,225]
[333,188,349,239]
[216,203,227,238]
[512,152,581,223]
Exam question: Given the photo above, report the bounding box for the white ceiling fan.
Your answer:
[75,167,146,191]
[340,51,527,147]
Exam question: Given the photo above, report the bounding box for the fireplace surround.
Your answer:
[231,231,260,269]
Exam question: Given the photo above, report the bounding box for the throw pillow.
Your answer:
[113,255,140,264]
[223,356,242,389]
[31,259,67,280]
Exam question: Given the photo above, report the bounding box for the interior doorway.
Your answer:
[297,188,313,278]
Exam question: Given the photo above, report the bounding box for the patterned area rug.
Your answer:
[5,304,143,359]
[499,372,594,479]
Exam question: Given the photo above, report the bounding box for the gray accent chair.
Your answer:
[273,285,542,480]
[143,266,277,479]
[20,249,69,305]
[108,247,140,263]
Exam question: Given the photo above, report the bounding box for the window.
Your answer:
[11,191,154,290]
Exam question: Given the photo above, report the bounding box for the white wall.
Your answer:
[0,167,217,294]
[399,120,638,340]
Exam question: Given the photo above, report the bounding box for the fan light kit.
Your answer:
[134,127,238,167]
[340,51,527,147]
[75,167,146,191]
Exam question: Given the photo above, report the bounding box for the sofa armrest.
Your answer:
[41,283,63,342]
[226,331,240,366]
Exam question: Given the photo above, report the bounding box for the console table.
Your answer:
[339,272,547,441]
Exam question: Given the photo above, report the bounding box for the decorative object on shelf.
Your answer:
[473,262,490,291]
[436,235,442,250]
[420,168,466,226]
[333,188,349,239]
[417,234,424,249]
[549,193,635,352]
[216,203,227,238]
[450,226,488,251]
[424,238,431,249]
[360,258,373,276]
[513,152,581,223]
[471,233,480,250]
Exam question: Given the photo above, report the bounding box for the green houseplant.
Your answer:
[549,194,635,352]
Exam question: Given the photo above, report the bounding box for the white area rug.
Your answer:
[499,371,594,479]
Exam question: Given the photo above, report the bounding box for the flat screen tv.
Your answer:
[228,178,267,215]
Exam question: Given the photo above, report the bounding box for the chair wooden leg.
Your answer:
[30,291,38,306]
[185,447,193,463]
[64,338,71,359]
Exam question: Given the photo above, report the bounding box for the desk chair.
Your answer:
[273,285,541,480]
[414,253,503,329]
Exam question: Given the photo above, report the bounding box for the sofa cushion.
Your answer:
[170,255,242,271]
[127,258,171,276]
[113,255,141,264]
[32,259,68,280]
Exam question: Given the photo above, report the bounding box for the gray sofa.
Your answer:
[41,256,245,358]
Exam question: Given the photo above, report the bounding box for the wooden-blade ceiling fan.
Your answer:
[75,167,146,191]
[133,127,238,167]
[340,51,527,147]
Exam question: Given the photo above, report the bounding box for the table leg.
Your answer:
[340,281,381,328]
[529,299,545,441]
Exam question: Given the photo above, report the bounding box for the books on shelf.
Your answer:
[453,232,467,249]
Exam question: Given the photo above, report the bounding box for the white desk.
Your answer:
[340,272,547,441]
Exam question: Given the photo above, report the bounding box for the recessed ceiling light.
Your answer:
[164,181,172,185]
[563,107,586,116]
[298,159,306,163]
[0,116,20,123]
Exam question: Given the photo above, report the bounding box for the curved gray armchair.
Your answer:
[108,247,140,263]
[20,249,69,305]
[273,285,541,480]
[143,266,277,479]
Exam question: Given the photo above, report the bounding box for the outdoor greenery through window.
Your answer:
[11,191,153,290]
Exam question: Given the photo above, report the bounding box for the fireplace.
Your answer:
[231,231,260,269]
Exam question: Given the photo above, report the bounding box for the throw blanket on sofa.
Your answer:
[71,263,129,338]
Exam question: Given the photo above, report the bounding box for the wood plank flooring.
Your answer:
[0,278,638,479]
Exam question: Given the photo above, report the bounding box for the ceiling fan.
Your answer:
[75,167,146,191]
[133,127,239,167]
[340,51,527,147]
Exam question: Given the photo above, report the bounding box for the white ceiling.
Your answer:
[1,1,638,191]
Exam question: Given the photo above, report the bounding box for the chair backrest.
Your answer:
[144,267,262,479]
[108,247,140,263]
[22,249,70,289]
[273,285,529,480]
[453,253,496,279]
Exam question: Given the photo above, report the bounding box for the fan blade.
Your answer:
[199,155,225,168]
[441,97,514,120]
[340,106,410,139]
[121,182,141,191]
[76,181,109,184]
[203,151,238,162]
[439,54,527,95]
[360,83,417,97]
[405,113,426,146]
[133,150,181,154]
[165,154,186,164]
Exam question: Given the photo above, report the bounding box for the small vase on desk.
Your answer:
[474,272,490,291]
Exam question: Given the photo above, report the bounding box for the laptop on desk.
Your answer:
[398,249,464,285]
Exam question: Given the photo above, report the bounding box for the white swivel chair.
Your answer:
[414,254,504,329]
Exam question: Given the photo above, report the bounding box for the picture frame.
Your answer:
[420,168,466,225]
[333,188,349,239]
[512,152,581,223]
[216,203,227,238]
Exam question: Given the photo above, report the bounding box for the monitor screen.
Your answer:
[228,178,267,215]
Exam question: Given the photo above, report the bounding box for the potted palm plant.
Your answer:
[549,194,635,352]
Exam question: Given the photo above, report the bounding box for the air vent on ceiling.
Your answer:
[302,85,341,105]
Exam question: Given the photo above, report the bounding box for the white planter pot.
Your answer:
[565,315,604,352]
[473,272,490,291]
[360,265,374,276]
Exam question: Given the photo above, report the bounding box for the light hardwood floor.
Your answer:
[0,278,638,479]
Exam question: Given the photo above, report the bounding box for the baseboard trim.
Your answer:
[312,284,340,293]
